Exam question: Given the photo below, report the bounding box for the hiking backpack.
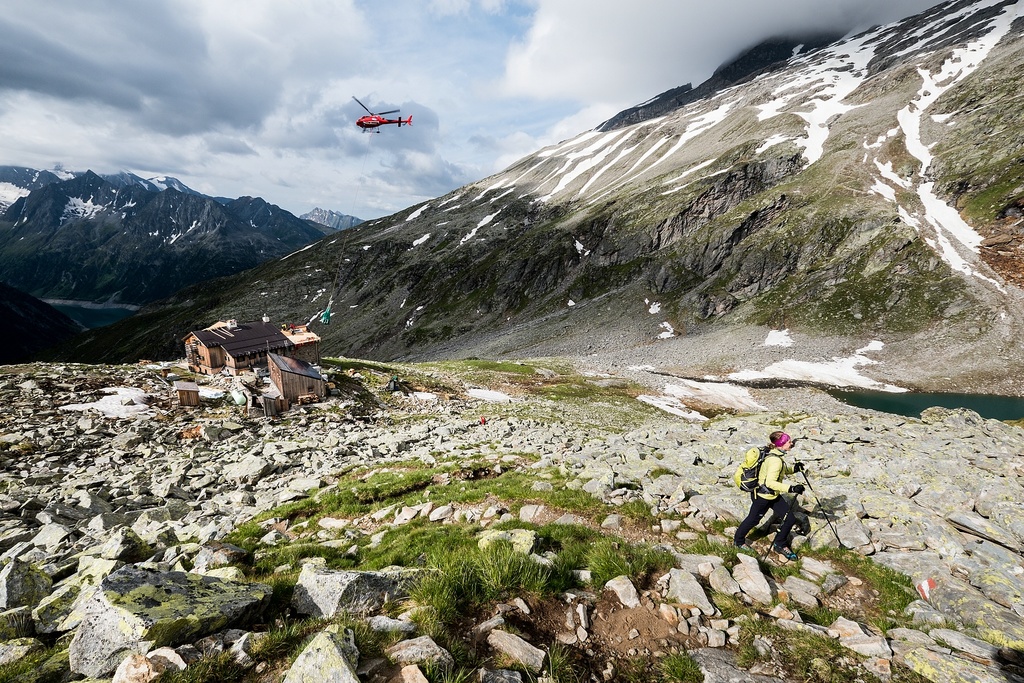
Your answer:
[736,446,771,492]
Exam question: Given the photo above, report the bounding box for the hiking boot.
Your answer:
[773,545,798,561]
[734,543,756,554]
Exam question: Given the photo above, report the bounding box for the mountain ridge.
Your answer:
[301,207,363,231]
[597,32,843,132]
[0,171,328,305]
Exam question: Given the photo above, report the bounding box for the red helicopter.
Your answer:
[353,96,412,131]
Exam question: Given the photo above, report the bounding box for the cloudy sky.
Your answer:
[0,0,940,220]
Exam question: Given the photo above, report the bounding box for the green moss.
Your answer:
[0,645,67,683]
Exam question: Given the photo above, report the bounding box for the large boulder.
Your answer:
[0,558,52,609]
[68,565,271,677]
[927,576,1024,649]
[282,630,360,683]
[386,635,455,673]
[291,561,421,618]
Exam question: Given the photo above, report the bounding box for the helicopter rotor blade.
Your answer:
[352,96,374,115]
[377,109,400,116]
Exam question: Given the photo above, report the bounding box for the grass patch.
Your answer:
[586,537,676,587]
[547,642,588,683]
[359,521,478,570]
[409,538,553,628]
[658,652,704,683]
[476,541,551,600]
[158,652,246,683]
[817,547,919,631]
[617,499,657,523]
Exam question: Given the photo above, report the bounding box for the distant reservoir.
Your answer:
[828,388,1024,422]
[48,302,138,329]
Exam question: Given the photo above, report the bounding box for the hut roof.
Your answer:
[268,352,323,380]
[191,321,293,357]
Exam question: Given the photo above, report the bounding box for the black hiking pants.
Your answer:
[735,494,797,549]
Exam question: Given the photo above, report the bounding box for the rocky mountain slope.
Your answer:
[0,282,81,363]
[0,171,327,306]
[45,0,1024,397]
[1,359,1023,682]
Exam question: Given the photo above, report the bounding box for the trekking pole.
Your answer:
[800,470,844,548]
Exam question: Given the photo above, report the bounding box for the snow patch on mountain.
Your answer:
[726,340,905,392]
[0,182,29,211]
[61,197,105,223]
[406,204,429,221]
[460,210,501,246]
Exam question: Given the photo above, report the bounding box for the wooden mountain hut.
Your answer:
[267,352,326,405]
[183,318,320,376]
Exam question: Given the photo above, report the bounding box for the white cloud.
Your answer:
[0,0,939,220]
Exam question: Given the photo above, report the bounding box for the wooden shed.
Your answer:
[267,352,326,405]
[173,380,200,407]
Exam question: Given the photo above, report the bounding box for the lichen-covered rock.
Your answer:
[486,631,545,674]
[0,637,44,666]
[902,647,1010,683]
[477,529,537,555]
[927,576,1024,649]
[386,635,455,672]
[0,558,52,609]
[928,628,1000,663]
[291,560,421,618]
[34,583,100,635]
[68,565,272,677]
[283,631,360,683]
[946,511,1020,552]
[968,564,1024,612]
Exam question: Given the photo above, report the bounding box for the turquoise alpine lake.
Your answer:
[50,303,137,329]
[828,388,1024,421]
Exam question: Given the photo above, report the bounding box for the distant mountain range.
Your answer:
[300,208,362,231]
[0,166,209,214]
[0,166,359,307]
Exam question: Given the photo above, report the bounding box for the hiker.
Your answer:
[734,430,805,560]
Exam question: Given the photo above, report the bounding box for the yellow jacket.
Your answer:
[756,449,794,500]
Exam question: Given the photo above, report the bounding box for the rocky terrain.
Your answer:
[0,357,1023,682]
